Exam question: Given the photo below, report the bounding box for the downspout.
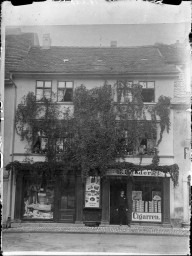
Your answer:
[7,74,17,226]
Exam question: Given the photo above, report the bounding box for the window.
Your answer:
[139,81,155,102]
[121,121,156,156]
[23,178,54,219]
[32,130,48,154]
[132,179,162,223]
[120,81,155,103]
[36,81,52,101]
[32,128,73,155]
[57,81,73,102]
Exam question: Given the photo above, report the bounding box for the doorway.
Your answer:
[58,174,76,223]
[110,179,127,225]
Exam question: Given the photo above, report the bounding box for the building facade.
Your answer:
[3,32,191,227]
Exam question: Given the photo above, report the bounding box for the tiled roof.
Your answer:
[10,46,178,74]
[5,33,38,79]
[156,43,189,65]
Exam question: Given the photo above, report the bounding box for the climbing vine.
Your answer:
[9,80,178,185]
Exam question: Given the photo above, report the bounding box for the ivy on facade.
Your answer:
[7,81,179,186]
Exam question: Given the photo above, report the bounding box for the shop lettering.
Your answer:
[132,212,161,222]
[106,169,170,177]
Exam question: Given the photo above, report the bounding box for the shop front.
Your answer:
[100,169,171,226]
[14,168,170,226]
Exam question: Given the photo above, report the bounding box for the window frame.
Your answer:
[35,80,52,102]
[57,81,74,103]
[139,81,155,103]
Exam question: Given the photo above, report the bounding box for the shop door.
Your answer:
[110,179,127,225]
[59,174,76,223]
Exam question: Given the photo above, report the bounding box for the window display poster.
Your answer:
[85,176,100,208]
[152,191,161,201]
[132,191,142,200]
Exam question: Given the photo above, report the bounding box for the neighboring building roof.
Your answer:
[156,42,190,65]
[5,33,39,79]
[9,46,178,75]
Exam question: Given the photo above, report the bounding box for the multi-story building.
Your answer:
[3,32,191,228]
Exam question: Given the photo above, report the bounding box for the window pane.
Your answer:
[44,89,51,99]
[139,82,147,88]
[141,89,154,102]
[37,81,44,88]
[66,82,73,88]
[58,90,65,102]
[41,138,48,151]
[45,81,51,88]
[36,89,43,101]
[58,82,65,88]
[127,81,133,87]
[147,82,155,88]
[56,138,63,153]
[64,88,73,102]
[23,179,54,219]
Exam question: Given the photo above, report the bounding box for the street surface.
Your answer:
[2,232,190,255]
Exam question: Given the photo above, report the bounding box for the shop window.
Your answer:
[57,81,73,102]
[23,178,54,219]
[132,180,162,223]
[36,81,52,102]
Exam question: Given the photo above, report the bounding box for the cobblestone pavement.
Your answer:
[3,223,190,237]
[3,232,190,254]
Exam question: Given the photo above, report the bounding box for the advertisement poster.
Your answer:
[132,191,142,200]
[85,176,100,208]
[152,191,161,201]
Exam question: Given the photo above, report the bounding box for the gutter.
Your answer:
[6,74,17,226]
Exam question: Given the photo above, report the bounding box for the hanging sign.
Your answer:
[85,176,101,208]
[106,169,170,177]
[132,212,162,222]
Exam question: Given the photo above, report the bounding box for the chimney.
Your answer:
[42,34,51,49]
[110,41,117,48]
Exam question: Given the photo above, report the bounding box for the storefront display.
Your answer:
[23,179,54,219]
[85,176,100,208]
[131,180,162,222]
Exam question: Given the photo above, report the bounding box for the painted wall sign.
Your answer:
[106,169,170,177]
[85,176,100,208]
[132,212,162,222]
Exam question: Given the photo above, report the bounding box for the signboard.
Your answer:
[85,176,100,208]
[132,212,162,222]
[106,169,170,177]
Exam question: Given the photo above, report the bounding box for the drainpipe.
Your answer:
[7,74,17,226]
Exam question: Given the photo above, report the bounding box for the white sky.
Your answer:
[3,1,190,47]
[17,23,189,47]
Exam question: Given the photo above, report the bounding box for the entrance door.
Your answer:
[110,179,127,225]
[59,174,76,223]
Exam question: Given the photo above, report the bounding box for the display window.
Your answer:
[22,178,54,219]
[131,179,162,222]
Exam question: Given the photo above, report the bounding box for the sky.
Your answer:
[3,0,191,47]
[9,23,190,47]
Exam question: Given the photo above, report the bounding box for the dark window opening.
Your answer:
[57,81,73,102]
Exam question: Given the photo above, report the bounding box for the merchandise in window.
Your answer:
[36,81,52,101]
[57,81,73,102]
[132,180,162,222]
[23,179,54,219]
